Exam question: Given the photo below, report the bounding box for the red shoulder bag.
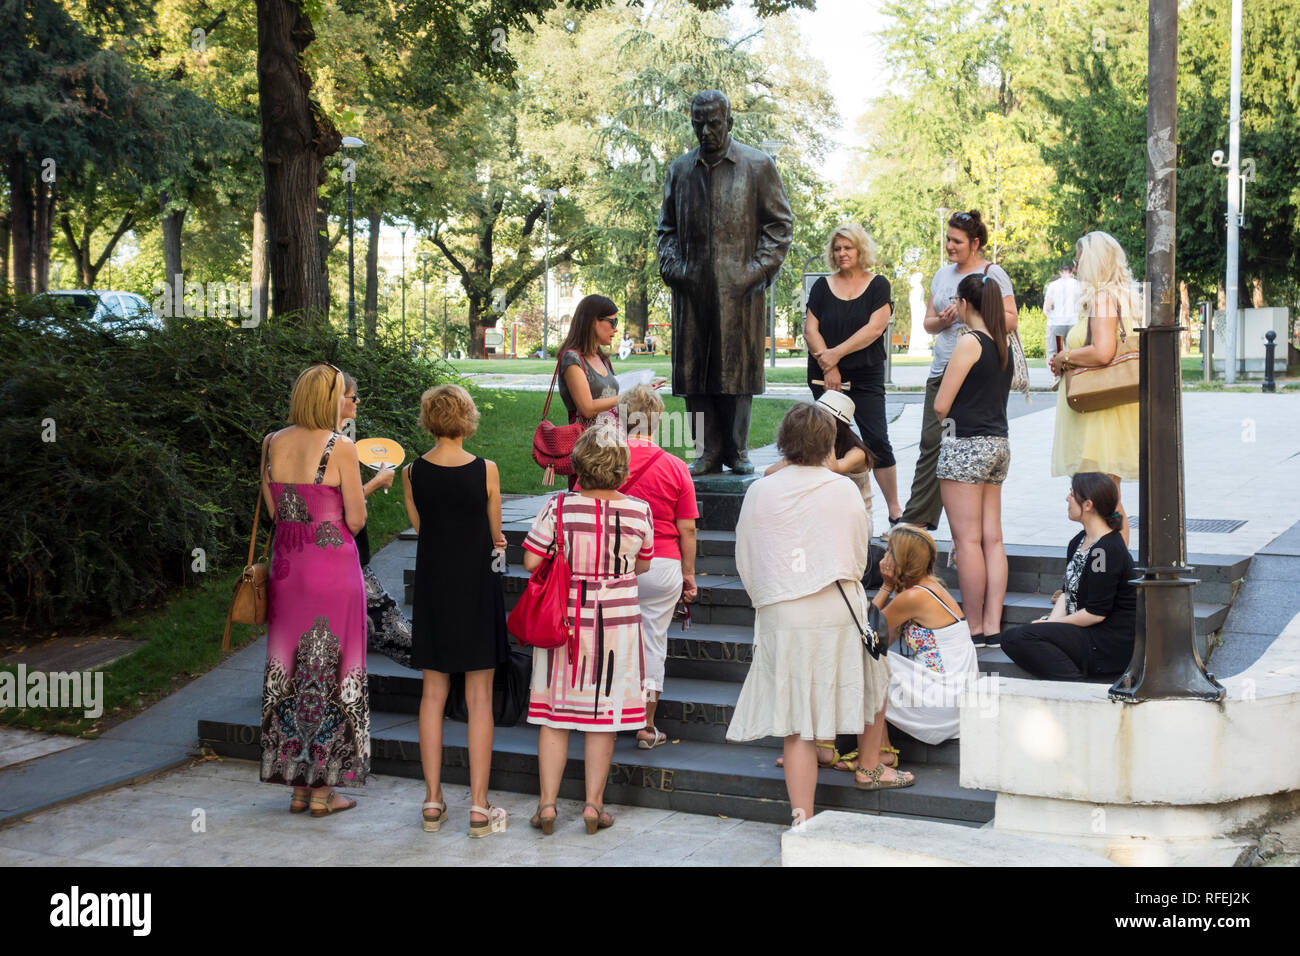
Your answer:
[507,493,573,649]
[531,351,587,485]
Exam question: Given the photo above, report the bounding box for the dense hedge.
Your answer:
[1,296,453,631]
[1018,306,1047,358]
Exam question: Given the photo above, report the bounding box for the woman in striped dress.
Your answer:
[521,423,653,835]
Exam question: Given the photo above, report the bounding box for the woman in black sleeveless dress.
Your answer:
[402,385,510,837]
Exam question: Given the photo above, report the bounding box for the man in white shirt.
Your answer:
[1043,261,1081,367]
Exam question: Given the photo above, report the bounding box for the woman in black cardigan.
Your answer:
[1000,473,1136,680]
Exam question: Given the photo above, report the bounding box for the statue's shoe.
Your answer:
[689,456,723,476]
[727,457,754,476]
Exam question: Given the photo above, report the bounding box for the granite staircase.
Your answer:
[199,477,1249,828]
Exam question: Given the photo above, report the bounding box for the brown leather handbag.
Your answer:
[222,437,273,651]
[1065,307,1140,413]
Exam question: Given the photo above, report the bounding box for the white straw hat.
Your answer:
[814,390,856,427]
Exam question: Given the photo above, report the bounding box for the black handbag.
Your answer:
[835,581,889,660]
[446,650,534,726]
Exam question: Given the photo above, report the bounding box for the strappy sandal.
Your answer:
[854,763,915,791]
[290,787,311,814]
[637,727,668,750]
[530,803,558,835]
[309,790,358,816]
[880,746,901,769]
[468,804,508,838]
[421,800,447,832]
[583,802,615,834]
[776,741,843,769]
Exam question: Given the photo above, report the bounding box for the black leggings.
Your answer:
[809,368,896,469]
[1000,622,1096,681]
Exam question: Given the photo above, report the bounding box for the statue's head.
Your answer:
[690,90,733,158]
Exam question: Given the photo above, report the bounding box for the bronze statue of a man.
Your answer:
[657,90,793,475]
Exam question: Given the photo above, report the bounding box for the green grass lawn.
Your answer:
[463,386,798,495]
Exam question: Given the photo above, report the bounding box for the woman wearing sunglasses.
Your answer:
[258,362,369,817]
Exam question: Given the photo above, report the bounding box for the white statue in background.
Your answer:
[907,271,930,356]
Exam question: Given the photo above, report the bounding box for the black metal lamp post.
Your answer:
[399,224,408,346]
[341,137,366,345]
[1111,0,1224,703]
[420,251,429,351]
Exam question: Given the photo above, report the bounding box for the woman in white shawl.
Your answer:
[726,403,913,824]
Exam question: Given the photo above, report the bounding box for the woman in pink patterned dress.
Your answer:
[521,423,653,835]
[259,362,369,817]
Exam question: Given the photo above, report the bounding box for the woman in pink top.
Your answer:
[617,385,699,749]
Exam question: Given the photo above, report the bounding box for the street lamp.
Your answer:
[761,139,784,369]
[341,136,365,345]
[540,189,558,355]
[419,250,430,350]
[398,224,408,347]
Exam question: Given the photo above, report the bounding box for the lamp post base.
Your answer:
[1110,570,1225,702]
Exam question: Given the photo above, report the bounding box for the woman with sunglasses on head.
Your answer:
[898,210,1018,531]
[555,295,623,490]
[339,373,409,669]
[999,473,1136,681]
[258,362,369,817]
[933,271,1014,647]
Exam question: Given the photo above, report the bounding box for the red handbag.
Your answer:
[531,352,586,485]
[507,493,573,649]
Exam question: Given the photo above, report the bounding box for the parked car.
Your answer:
[39,290,162,335]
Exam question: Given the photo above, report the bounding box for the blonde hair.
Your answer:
[1075,231,1142,331]
[887,525,938,591]
[618,384,664,438]
[419,384,479,438]
[824,223,878,272]
[572,421,629,490]
[288,364,343,430]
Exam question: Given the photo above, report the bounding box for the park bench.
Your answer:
[765,336,803,354]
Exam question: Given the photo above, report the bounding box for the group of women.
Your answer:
[254,296,697,836]
[804,214,1140,665]
[252,212,1143,831]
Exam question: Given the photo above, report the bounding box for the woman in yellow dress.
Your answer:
[1048,231,1140,545]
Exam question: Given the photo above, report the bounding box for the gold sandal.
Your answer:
[468,804,508,838]
[309,790,357,816]
[421,800,447,832]
[290,787,311,813]
[583,803,614,834]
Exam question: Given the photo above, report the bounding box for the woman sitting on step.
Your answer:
[873,525,978,753]
[999,472,1136,681]
[727,402,912,827]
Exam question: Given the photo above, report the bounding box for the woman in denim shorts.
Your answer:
[933,271,1013,647]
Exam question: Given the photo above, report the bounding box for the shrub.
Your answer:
[1018,306,1047,358]
[0,294,456,632]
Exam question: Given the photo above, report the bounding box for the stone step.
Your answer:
[495,526,1249,604]
[364,649,1010,766]
[198,703,993,827]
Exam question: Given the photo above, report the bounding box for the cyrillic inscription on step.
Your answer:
[669,639,752,663]
[608,765,675,792]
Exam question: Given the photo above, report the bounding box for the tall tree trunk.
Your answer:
[0,211,10,292]
[363,206,380,346]
[625,274,648,342]
[251,192,270,324]
[466,292,488,358]
[1251,277,1265,308]
[33,175,52,291]
[8,157,32,295]
[160,192,185,298]
[255,0,340,327]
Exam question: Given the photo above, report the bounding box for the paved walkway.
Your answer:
[0,756,783,866]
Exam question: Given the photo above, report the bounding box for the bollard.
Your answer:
[1262,329,1277,393]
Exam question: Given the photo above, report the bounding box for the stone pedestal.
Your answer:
[960,612,1300,865]
[691,472,761,532]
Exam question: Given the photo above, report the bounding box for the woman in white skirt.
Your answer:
[873,526,978,754]
[727,403,912,825]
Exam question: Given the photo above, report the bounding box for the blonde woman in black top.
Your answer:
[933,271,1013,646]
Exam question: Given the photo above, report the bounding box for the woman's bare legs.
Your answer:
[464,668,495,824]
[418,670,450,819]
[941,479,987,635]
[980,482,1007,636]
[873,464,903,521]
[858,704,911,784]
[582,732,617,825]
[536,725,568,823]
[783,736,818,823]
